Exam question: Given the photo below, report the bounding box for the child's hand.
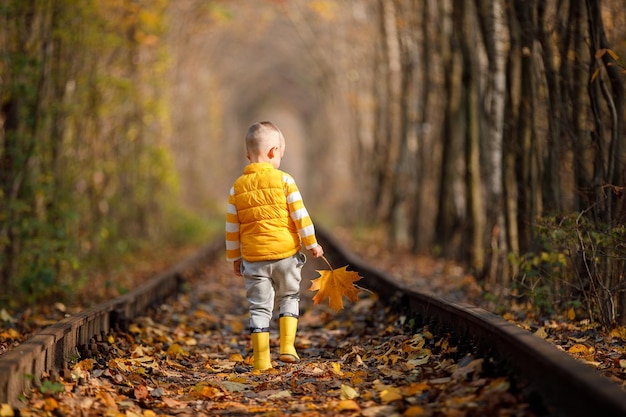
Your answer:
[234,259,243,276]
[310,245,324,258]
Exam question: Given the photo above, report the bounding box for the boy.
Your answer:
[225,121,324,370]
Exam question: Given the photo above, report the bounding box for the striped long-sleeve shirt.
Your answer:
[225,162,319,262]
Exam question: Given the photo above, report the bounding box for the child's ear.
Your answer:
[267,147,276,159]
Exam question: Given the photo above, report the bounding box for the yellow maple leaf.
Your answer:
[309,258,362,311]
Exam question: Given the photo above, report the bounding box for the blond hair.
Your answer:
[245,121,284,156]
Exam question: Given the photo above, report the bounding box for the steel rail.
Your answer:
[316,228,626,417]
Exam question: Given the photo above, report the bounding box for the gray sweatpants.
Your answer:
[241,252,307,332]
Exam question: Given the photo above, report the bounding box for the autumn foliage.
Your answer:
[309,262,363,311]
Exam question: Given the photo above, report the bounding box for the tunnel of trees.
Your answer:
[1,0,625,327]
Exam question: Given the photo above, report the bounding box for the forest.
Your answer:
[1,0,625,327]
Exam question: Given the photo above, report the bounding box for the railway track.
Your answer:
[0,238,224,408]
[1,229,625,416]
[317,231,626,417]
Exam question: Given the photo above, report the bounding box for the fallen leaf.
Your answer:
[331,362,342,375]
[445,394,476,407]
[219,381,249,392]
[0,404,14,417]
[134,383,149,400]
[229,353,244,362]
[166,343,187,357]
[402,334,425,352]
[452,358,483,380]
[609,327,626,340]
[109,358,130,372]
[333,399,360,412]
[568,344,590,354]
[485,377,510,392]
[310,264,362,311]
[407,349,431,366]
[404,405,426,416]
[350,370,368,385]
[567,307,576,321]
[183,337,197,346]
[362,405,397,417]
[402,382,429,396]
[98,391,117,409]
[196,385,224,399]
[43,398,58,412]
[340,384,359,400]
[161,397,184,408]
[380,387,403,404]
[268,390,291,399]
[0,309,16,323]
[502,312,514,321]
[75,358,95,372]
[0,329,20,340]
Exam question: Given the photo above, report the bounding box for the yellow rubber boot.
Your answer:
[251,332,272,370]
[279,316,300,363]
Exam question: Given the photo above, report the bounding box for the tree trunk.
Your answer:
[586,0,625,325]
[570,0,594,212]
[537,2,564,214]
[411,0,432,252]
[513,0,539,254]
[503,0,523,276]
[389,0,420,249]
[434,0,465,258]
[458,0,485,274]
[587,0,624,221]
[475,0,508,284]
[370,0,401,224]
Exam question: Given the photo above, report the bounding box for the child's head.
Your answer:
[245,121,285,168]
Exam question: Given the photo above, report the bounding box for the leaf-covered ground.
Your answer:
[0,246,199,358]
[3,228,626,416]
[10,252,540,416]
[334,228,626,390]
